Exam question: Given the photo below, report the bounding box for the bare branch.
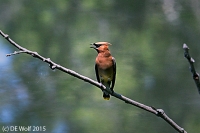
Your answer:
[0,30,187,133]
[183,43,200,94]
[6,51,27,56]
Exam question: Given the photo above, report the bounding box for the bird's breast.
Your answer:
[97,62,113,81]
[96,54,114,80]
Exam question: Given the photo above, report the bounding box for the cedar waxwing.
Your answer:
[90,42,116,100]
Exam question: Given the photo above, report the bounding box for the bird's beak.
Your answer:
[90,43,96,49]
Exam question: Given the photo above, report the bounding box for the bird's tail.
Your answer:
[103,92,110,100]
[103,82,111,100]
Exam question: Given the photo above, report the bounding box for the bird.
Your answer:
[90,42,116,100]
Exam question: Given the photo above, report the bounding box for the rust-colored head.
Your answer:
[90,42,111,53]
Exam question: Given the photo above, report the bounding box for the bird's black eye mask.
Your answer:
[90,43,102,49]
[94,44,102,48]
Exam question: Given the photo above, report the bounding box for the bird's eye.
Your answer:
[95,44,102,48]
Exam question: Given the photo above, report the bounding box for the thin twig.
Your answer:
[0,30,187,133]
[183,43,200,94]
[6,51,27,56]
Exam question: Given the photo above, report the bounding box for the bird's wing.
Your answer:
[110,57,116,91]
[95,63,100,83]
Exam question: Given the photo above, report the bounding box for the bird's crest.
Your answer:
[94,42,112,46]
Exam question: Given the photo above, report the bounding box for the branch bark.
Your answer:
[183,43,200,94]
[0,30,187,133]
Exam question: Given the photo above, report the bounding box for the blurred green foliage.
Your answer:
[1,0,200,133]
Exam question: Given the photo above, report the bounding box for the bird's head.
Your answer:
[90,42,111,53]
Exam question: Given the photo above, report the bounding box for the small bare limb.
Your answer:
[6,51,27,56]
[0,30,187,133]
[183,43,200,94]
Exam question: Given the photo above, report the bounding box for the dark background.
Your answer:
[0,0,200,133]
